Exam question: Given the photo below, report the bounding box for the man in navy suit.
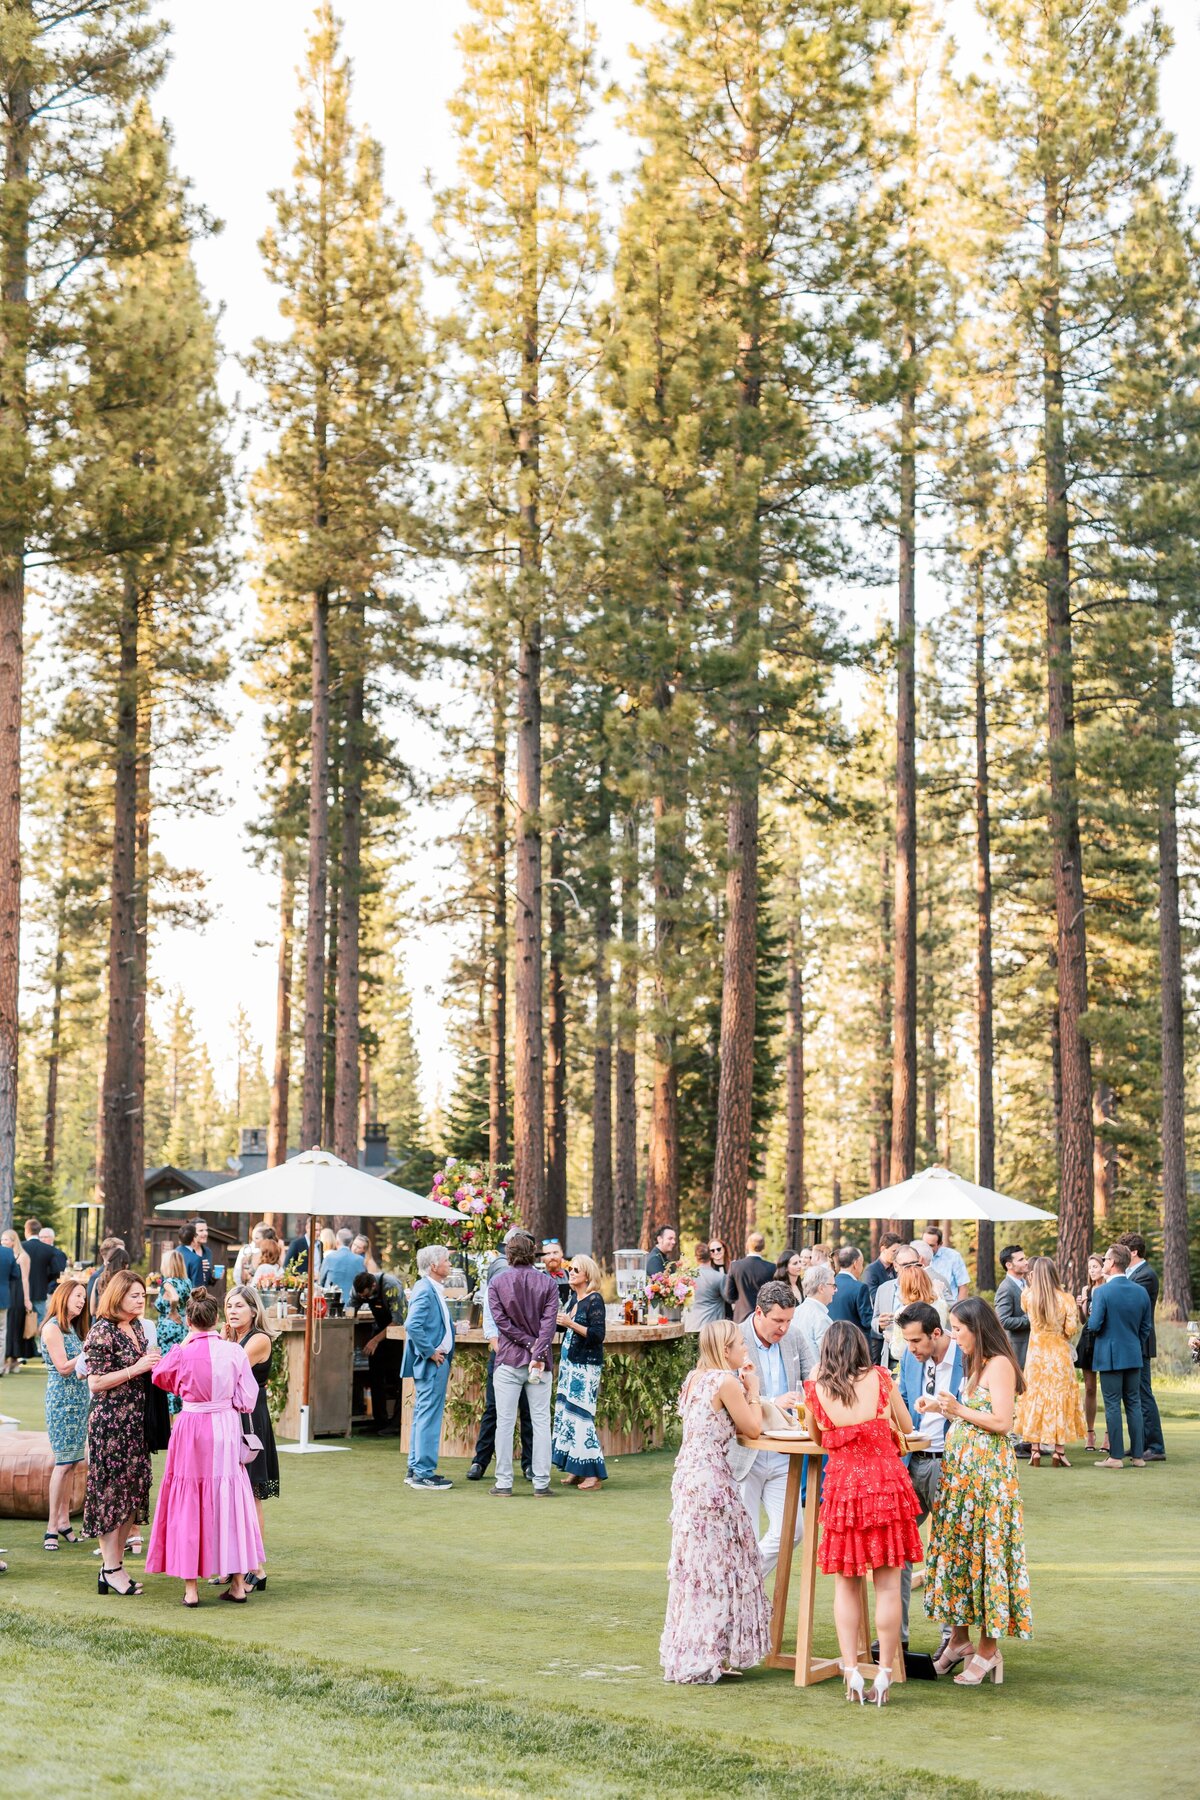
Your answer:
[401,1244,456,1491]
[828,1246,874,1336]
[1089,1243,1153,1470]
[1119,1233,1165,1462]
[897,1302,965,1648]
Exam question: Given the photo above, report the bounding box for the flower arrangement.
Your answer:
[646,1265,695,1311]
[409,1159,516,1260]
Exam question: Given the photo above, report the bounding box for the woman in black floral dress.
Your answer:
[83,1271,161,1595]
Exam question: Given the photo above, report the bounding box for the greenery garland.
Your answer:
[439,1335,698,1448]
[266,1339,290,1425]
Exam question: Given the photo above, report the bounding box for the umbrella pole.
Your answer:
[280,1209,347,1455]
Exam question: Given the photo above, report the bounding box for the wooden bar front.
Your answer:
[385,1321,685,1458]
[736,1431,930,1687]
[273,1314,356,1440]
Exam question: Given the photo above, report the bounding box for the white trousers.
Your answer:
[494,1362,552,1491]
[740,1449,803,1577]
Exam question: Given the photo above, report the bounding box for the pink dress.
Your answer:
[145,1332,265,1579]
[660,1369,771,1684]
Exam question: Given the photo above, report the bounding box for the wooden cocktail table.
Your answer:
[736,1431,930,1686]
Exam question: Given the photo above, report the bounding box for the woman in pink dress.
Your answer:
[660,1319,771,1685]
[145,1288,263,1607]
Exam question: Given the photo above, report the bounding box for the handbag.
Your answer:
[238,1412,263,1466]
[24,1308,38,1341]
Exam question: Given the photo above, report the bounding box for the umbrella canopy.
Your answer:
[823,1165,1056,1224]
[155,1148,465,1221]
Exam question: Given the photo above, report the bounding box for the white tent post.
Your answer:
[280,1209,348,1457]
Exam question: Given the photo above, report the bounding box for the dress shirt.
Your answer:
[928,1244,969,1296]
[431,1278,453,1354]
[915,1338,957,1453]
[756,1333,787,1399]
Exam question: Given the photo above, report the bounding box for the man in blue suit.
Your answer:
[896,1302,965,1650]
[828,1247,874,1335]
[401,1244,456,1491]
[1090,1243,1153,1470]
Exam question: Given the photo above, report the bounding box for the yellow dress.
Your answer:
[1015,1292,1086,1445]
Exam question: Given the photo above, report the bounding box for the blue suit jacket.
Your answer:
[1088,1277,1151,1372]
[898,1341,964,1422]
[828,1271,874,1334]
[401,1278,455,1381]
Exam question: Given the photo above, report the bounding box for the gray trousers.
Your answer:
[900,1451,943,1639]
[494,1362,552,1491]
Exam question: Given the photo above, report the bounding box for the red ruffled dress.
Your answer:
[804,1367,924,1577]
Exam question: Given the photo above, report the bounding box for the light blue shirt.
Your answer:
[759,1336,787,1399]
[320,1248,366,1305]
[929,1245,969,1296]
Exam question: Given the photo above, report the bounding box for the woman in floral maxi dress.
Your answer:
[660,1320,770,1685]
[1015,1257,1086,1464]
[924,1298,1033,1686]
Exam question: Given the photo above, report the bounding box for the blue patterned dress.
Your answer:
[155,1280,192,1416]
[41,1325,90,1464]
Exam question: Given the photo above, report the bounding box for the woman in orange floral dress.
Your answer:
[1016,1258,1086,1466]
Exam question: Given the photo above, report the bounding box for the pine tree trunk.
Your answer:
[890,360,918,1187]
[784,911,804,1249]
[333,664,364,1170]
[922,885,936,1161]
[710,86,764,1255]
[513,102,545,1232]
[1042,178,1094,1290]
[875,832,894,1212]
[546,815,567,1242]
[644,783,679,1245]
[101,570,141,1249]
[131,689,149,1226]
[589,778,614,1266]
[0,64,31,1233]
[269,826,295,1169]
[301,585,331,1149]
[974,557,996,1291]
[43,917,64,1183]
[323,808,340,1150]
[1091,1083,1117,1221]
[1157,633,1192,1318]
[614,812,639,1250]
[488,658,508,1167]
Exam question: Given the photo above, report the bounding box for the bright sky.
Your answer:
[142,0,1200,1114]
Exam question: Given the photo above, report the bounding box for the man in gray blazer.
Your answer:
[736,1281,808,1577]
[995,1245,1030,1368]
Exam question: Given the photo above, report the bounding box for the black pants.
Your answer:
[473,1348,533,1471]
[1099,1366,1144,1461]
[1138,1358,1164,1456]
[367,1342,403,1432]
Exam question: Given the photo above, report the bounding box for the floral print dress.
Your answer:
[660,1368,771,1684]
[924,1383,1033,1640]
[41,1325,90,1464]
[82,1317,152,1537]
[1015,1291,1086,1446]
[155,1279,192,1416]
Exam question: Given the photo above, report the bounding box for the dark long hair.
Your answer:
[814,1320,873,1406]
[951,1297,1026,1395]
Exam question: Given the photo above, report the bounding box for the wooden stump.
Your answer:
[0,1431,87,1519]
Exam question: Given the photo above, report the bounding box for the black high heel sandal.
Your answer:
[98,1565,143,1596]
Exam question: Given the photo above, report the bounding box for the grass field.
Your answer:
[1,1361,1196,1800]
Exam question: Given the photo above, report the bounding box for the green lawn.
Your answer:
[1,1361,1195,1800]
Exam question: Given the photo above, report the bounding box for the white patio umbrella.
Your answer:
[157,1149,465,1452]
[822,1164,1056,1223]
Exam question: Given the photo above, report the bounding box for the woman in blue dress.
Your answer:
[155,1254,192,1415]
[552,1256,608,1490]
[39,1278,92,1550]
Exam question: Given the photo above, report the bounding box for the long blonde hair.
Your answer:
[1026,1256,1069,1333]
[695,1319,741,1372]
[570,1254,601,1295]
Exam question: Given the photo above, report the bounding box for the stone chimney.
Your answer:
[238,1126,269,1177]
[363,1123,388,1169]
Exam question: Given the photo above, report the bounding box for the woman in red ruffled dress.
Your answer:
[805,1320,924,1706]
